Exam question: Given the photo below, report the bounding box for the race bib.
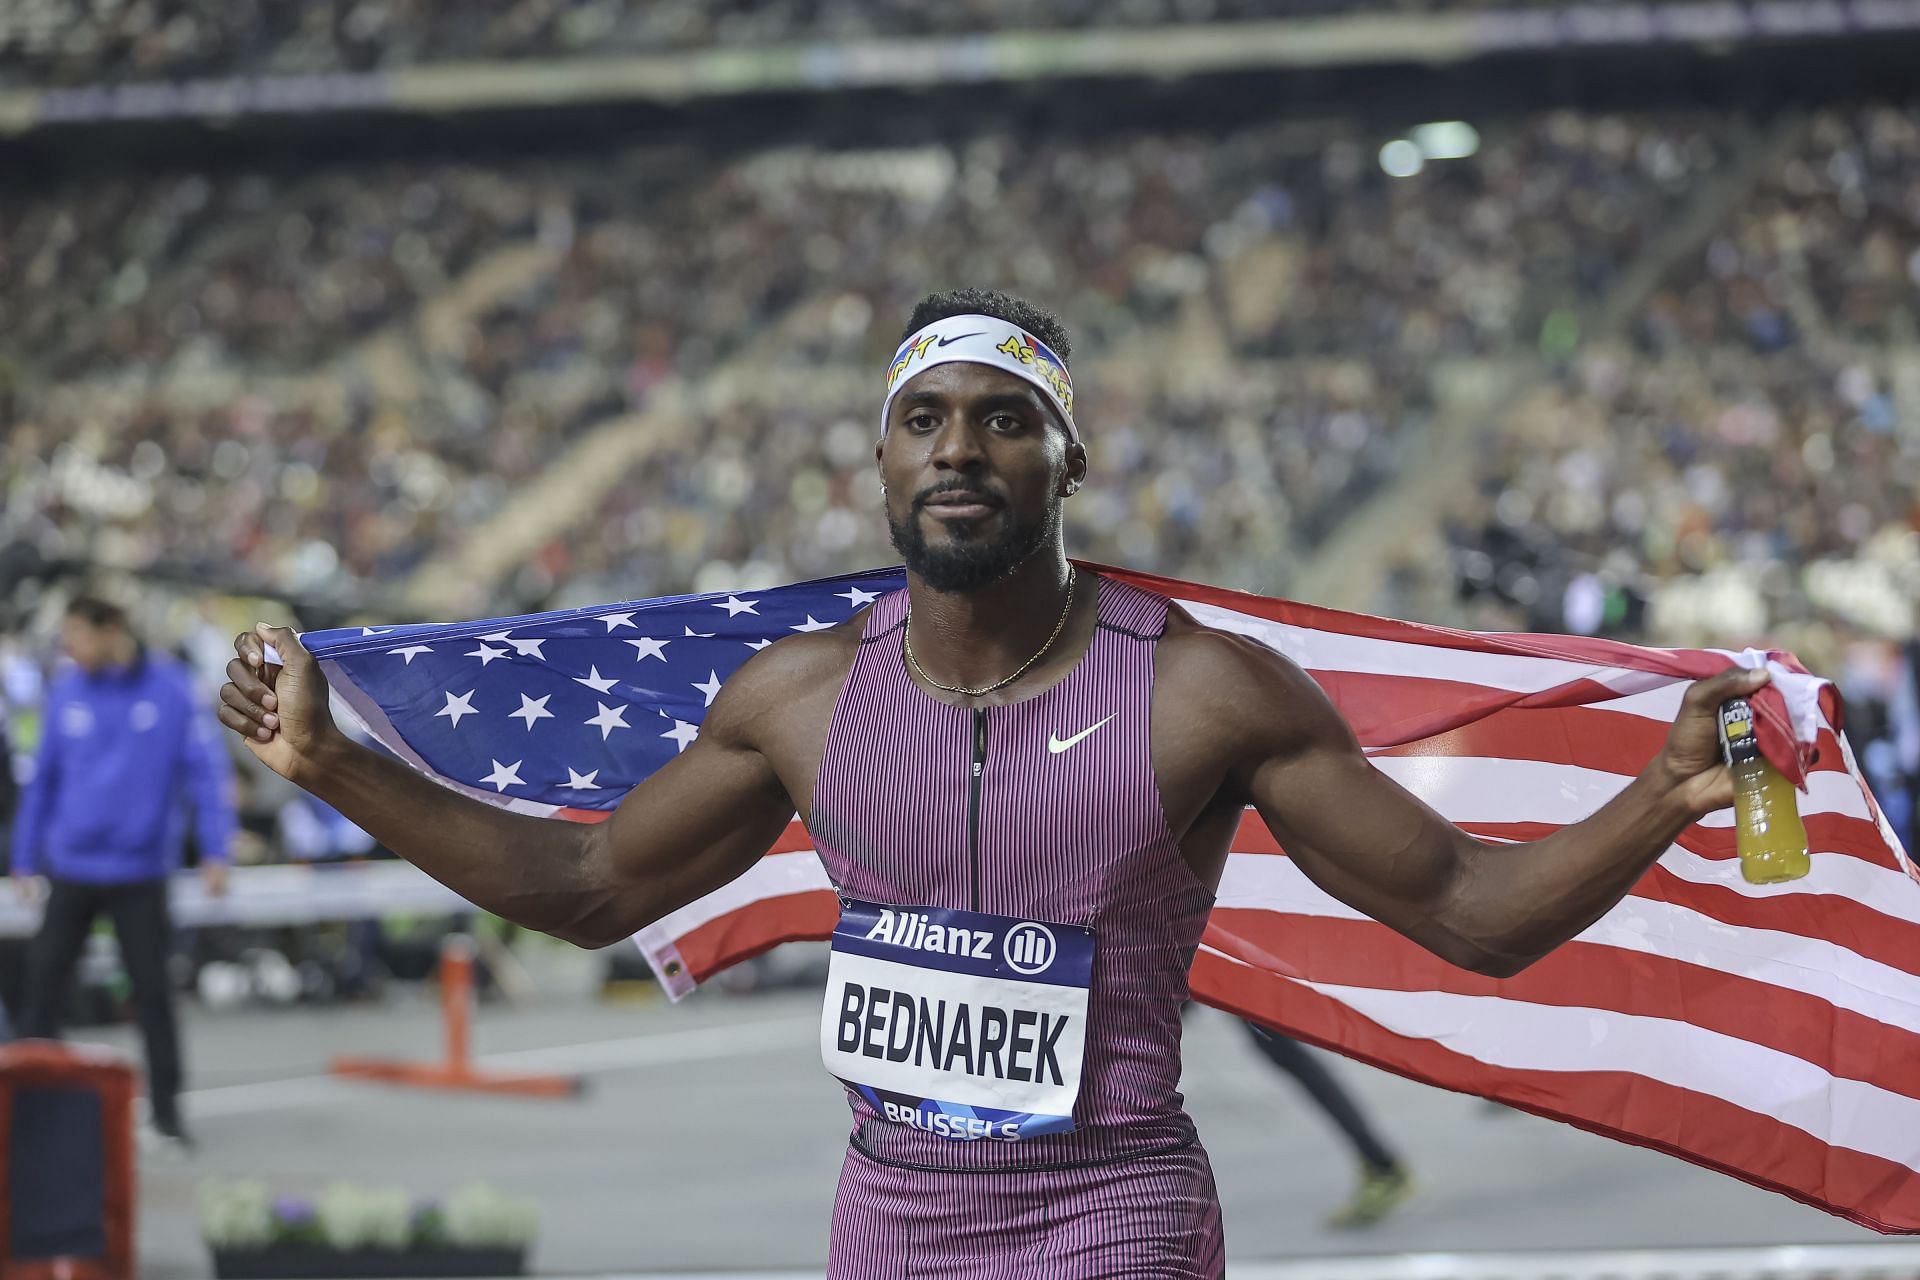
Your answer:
[820,899,1094,1142]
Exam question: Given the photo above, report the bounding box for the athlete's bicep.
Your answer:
[1228,646,1480,967]
[581,676,797,945]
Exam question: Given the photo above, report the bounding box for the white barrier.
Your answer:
[0,861,473,937]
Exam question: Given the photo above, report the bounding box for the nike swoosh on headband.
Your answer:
[936,332,985,346]
[1048,714,1116,755]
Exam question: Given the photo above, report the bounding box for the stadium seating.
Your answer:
[1,0,1645,88]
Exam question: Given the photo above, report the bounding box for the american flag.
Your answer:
[302,563,1920,1233]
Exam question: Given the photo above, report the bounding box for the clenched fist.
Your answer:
[216,623,342,785]
[1651,664,1774,819]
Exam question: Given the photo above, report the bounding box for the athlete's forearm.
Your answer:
[296,734,610,943]
[1445,764,1694,974]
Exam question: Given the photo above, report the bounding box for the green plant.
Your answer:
[195,1178,538,1252]
[198,1180,275,1250]
[444,1183,540,1249]
[317,1183,413,1250]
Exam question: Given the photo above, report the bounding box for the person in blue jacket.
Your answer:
[9,595,235,1146]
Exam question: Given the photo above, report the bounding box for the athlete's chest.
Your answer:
[817,678,1196,917]
[777,666,1235,885]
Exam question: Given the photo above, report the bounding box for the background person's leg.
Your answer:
[1243,1021,1401,1173]
[19,878,98,1039]
[1242,1021,1413,1228]
[106,879,186,1137]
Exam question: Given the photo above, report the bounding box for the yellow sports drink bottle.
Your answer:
[1718,696,1810,885]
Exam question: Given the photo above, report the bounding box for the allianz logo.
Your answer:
[863,909,1058,976]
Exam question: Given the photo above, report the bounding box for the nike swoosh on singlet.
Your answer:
[935,332,985,346]
[1047,714,1116,754]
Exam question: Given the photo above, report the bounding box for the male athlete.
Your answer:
[217,287,1768,1278]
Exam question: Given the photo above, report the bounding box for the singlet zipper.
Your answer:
[969,706,988,911]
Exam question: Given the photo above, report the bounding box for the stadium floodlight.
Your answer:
[1412,121,1481,161]
[1378,139,1424,178]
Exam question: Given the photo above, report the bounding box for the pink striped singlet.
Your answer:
[809,575,1225,1279]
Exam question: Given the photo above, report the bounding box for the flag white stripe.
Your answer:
[1369,754,1873,827]
[1652,844,1920,929]
[1583,683,1690,721]
[1271,971,1920,1171]
[1215,856,1920,1038]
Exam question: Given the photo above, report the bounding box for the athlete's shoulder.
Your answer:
[1155,603,1337,751]
[1158,602,1306,683]
[744,607,869,676]
[702,608,868,734]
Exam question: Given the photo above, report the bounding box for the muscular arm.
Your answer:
[290,735,617,943]
[220,625,820,949]
[1186,627,1761,976]
[563,653,805,947]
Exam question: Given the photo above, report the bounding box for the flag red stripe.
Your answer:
[1188,950,1920,1234]
[1363,700,1851,787]
[1632,863,1920,978]
[1363,698,1671,765]
[668,889,839,981]
[1204,908,1920,1103]
[772,821,818,854]
[1299,669,1583,749]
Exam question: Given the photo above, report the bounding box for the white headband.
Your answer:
[879,314,1078,442]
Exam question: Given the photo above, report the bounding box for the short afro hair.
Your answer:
[901,288,1072,367]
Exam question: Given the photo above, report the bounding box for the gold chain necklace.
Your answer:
[903,567,1078,698]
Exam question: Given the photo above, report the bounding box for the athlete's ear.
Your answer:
[1061,440,1088,497]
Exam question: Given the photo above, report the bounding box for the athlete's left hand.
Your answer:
[1651,665,1772,819]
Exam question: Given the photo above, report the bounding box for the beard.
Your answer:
[888,489,1060,594]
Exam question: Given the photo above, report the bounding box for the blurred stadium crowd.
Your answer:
[4,0,1626,87]
[4,113,1729,598]
[0,74,1915,872]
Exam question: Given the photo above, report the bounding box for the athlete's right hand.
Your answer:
[218,623,340,784]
